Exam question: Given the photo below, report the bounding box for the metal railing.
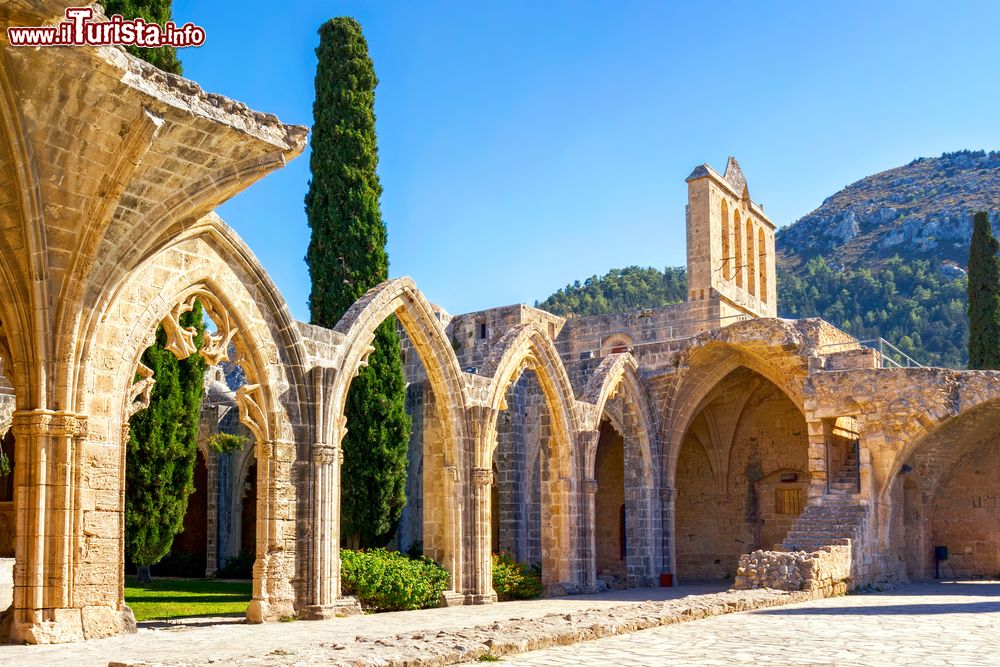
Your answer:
[858,338,925,369]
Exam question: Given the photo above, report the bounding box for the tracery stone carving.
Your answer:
[127,362,155,417]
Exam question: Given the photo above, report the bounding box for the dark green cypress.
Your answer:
[125,302,207,580]
[305,18,411,547]
[103,0,182,75]
[967,212,1000,369]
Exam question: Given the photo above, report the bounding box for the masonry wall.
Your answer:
[931,438,1000,578]
[493,372,545,566]
[555,299,722,373]
[594,422,626,586]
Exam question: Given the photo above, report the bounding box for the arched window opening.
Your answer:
[721,199,731,281]
[733,211,743,288]
[746,220,756,296]
[758,228,768,303]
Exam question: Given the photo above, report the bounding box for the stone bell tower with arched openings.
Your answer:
[685,156,777,321]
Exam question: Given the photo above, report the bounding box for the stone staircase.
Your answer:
[781,496,869,553]
[828,461,860,494]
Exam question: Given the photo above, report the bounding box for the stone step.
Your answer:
[781,537,851,549]
[786,527,857,535]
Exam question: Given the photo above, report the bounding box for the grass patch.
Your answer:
[125,577,252,621]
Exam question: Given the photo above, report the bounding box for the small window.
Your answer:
[775,487,804,515]
[478,323,487,340]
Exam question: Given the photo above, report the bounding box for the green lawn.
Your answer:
[125,577,252,621]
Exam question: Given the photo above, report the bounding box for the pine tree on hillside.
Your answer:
[103,0,182,74]
[967,212,1000,370]
[126,301,207,582]
[305,18,410,548]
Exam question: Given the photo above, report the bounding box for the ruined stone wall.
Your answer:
[734,545,850,595]
[493,373,545,567]
[555,299,721,373]
[396,382,425,555]
[594,422,626,585]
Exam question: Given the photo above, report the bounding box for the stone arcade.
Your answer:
[2,0,1000,645]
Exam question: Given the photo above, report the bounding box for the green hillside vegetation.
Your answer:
[536,266,687,316]
[537,258,967,368]
[779,257,967,368]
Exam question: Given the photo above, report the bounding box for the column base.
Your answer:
[468,592,498,605]
[544,582,580,597]
[301,597,362,620]
[246,597,297,623]
[5,604,135,644]
[439,590,466,607]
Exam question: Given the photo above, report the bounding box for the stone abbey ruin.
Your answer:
[2,0,1000,645]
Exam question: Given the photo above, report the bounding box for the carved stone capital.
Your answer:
[311,444,337,465]
[472,466,492,487]
[11,410,88,438]
[582,479,599,495]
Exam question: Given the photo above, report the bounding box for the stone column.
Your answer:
[439,464,466,606]
[10,410,130,643]
[581,478,599,592]
[302,442,350,619]
[806,417,827,500]
[204,447,218,577]
[659,486,675,582]
[471,465,497,603]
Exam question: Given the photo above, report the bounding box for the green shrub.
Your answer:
[492,552,544,601]
[207,432,248,454]
[340,548,449,612]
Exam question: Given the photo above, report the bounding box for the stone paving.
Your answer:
[1,584,727,666]
[501,581,1000,666]
[2,582,995,666]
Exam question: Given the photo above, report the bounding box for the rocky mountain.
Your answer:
[540,150,1000,369]
[777,150,1000,273]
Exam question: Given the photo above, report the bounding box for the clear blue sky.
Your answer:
[175,0,1000,321]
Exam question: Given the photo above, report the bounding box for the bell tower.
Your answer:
[685,157,777,319]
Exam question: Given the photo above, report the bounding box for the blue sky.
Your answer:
[175,0,1000,320]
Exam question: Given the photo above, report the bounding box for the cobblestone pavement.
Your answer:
[501,581,1000,666]
[0,584,726,666]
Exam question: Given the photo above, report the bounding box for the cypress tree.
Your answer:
[125,302,207,581]
[967,212,1000,369]
[103,0,182,75]
[305,18,411,548]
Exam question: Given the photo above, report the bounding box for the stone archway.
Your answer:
[671,366,808,581]
[69,219,311,638]
[474,323,581,598]
[885,398,1000,580]
[322,277,470,607]
[580,353,660,589]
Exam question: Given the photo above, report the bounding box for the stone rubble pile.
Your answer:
[733,545,851,596]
